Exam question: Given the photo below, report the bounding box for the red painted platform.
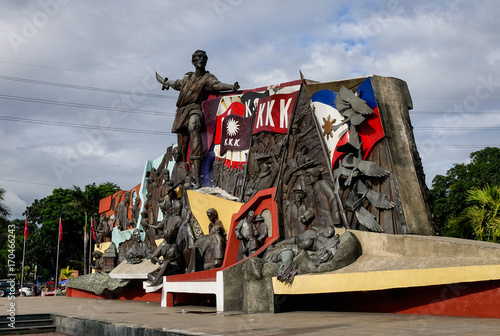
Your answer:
[67,285,162,302]
[276,280,500,318]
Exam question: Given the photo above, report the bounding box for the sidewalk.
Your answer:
[2,296,500,335]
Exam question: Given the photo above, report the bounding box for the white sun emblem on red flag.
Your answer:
[226,118,240,136]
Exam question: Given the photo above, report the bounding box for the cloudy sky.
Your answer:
[1,0,499,219]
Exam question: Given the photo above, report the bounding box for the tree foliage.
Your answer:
[0,188,15,278]
[0,182,121,281]
[0,219,24,280]
[59,266,77,281]
[430,147,500,239]
[447,185,500,242]
[0,187,11,218]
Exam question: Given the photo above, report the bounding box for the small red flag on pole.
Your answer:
[91,217,96,241]
[24,218,29,241]
[59,217,63,241]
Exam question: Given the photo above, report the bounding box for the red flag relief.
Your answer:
[310,77,384,169]
[253,92,298,135]
[91,217,96,240]
[59,218,63,241]
[24,218,29,241]
[220,114,253,155]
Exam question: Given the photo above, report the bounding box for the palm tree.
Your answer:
[447,185,500,243]
[70,185,93,275]
[59,266,76,281]
[69,183,121,275]
[0,187,11,218]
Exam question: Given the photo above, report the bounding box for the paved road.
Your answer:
[1,296,499,335]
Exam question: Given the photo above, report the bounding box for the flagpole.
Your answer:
[55,217,61,294]
[21,218,28,293]
[311,104,349,228]
[21,234,26,292]
[88,217,93,274]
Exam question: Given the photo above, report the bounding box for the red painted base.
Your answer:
[276,280,500,318]
[166,292,216,307]
[67,284,162,302]
[68,279,500,318]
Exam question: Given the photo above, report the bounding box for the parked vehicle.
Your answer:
[19,285,33,296]
[0,279,15,297]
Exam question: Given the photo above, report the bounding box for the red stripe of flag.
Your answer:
[59,218,63,241]
[91,217,96,241]
[24,218,29,241]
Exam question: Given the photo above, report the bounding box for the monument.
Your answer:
[67,51,500,318]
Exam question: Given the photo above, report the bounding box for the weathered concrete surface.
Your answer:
[221,231,363,313]
[109,259,158,279]
[5,296,500,336]
[223,257,275,314]
[67,272,130,296]
[371,75,435,235]
[339,230,500,273]
[272,230,500,305]
[318,231,363,273]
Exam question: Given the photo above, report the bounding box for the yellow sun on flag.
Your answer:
[322,115,336,140]
[226,118,240,136]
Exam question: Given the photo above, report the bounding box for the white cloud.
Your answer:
[3,190,28,220]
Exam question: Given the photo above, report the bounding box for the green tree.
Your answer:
[430,147,500,236]
[59,266,77,281]
[447,185,500,242]
[0,187,13,278]
[0,187,11,218]
[70,182,120,275]
[23,182,120,281]
[0,219,23,279]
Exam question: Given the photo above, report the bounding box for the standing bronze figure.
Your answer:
[304,167,341,227]
[156,50,240,188]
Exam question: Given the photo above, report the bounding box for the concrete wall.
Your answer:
[371,76,435,235]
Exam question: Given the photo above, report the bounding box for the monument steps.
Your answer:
[0,313,56,335]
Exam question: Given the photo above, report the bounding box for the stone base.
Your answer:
[162,231,500,317]
[269,231,500,317]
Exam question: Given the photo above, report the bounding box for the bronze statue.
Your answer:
[180,175,194,209]
[285,123,314,159]
[245,154,279,201]
[176,206,196,272]
[304,167,341,227]
[147,229,182,286]
[283,145,314,195]
[254,214,268,248]
[234,211,268,261]
[131,196,141,227]
[152,199,183,239]
[140,211,158,250]
[171,146,190,188]
[206,208,226,240]
[116,191,131,231]
[96,213,112,245]
[192,208,227,270]
[156,50,240,188]
[267,225,340,283]
[285,183,310,237]
[234,210,258,261]
[125,228,153,264]
[147,168,161,224]
[201,225,226,270]
[157,195,172,228]
[160,168,171,199]
[90,250,104,272]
